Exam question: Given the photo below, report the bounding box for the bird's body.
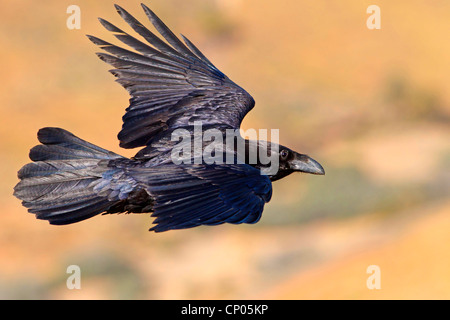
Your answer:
[13,4,324,232]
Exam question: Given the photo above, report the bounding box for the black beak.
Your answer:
[289,154,325,175]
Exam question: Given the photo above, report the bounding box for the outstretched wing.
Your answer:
[129,162,272,232]
[88,4,255,150]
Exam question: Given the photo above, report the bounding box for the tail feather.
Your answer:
[35,198,113,225]
[14,127,125,225]
[15,171,99,202]
[17,159,101,179]
[30,127,122,161]
[22,192,100,211]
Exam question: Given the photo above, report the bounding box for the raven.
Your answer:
[13,4,324,232]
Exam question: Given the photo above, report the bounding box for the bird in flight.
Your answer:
[13,4,325,232]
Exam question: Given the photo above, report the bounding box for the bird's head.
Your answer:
[258,144,325,181]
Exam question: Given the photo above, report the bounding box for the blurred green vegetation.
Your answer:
[0,248,146,299]
[383,73,448,122]
[265,163,449,226]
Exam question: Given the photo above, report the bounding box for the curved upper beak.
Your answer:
[289,154,325,175]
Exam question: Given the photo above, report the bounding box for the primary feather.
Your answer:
[88,4,254,149]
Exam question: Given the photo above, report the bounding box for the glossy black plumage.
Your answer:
[91,4,254,149]
[13,4,324,232]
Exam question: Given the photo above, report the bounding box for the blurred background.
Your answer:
[0,0,449,299]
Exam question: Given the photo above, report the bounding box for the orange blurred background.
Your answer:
[0,0,449,299]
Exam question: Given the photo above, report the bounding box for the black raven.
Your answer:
[13,4,324,232]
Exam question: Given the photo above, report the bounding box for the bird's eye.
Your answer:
[280,149,289,160]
